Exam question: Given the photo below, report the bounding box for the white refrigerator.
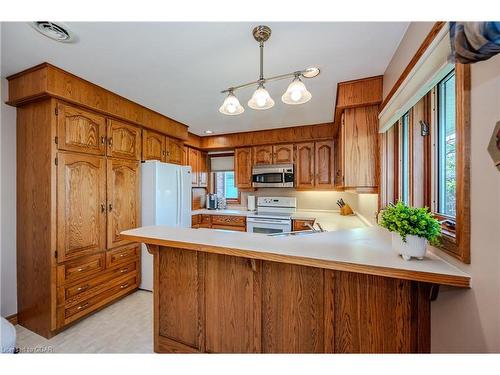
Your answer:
[140,160,192,291]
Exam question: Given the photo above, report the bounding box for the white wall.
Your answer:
[384,23,500,353]
[1,21,18,317]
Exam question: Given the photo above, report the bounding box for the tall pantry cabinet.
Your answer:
[17,99,141,338]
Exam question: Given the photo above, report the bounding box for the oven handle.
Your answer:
[247,217,291,224]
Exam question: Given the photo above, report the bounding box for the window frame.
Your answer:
[380,64,470,264]
[211,166,241,205]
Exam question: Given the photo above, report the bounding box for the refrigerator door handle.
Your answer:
[177,168,182,226]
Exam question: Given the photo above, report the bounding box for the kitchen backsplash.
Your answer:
[232,188,379,225]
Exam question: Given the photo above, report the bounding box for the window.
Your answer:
[401,112,410,205]
[437,72,456,217]
[380,64,470,264]
[214,171,239,201]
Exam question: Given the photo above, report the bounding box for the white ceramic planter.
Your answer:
[391,232,427,261]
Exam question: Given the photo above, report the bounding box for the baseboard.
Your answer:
[5,313,18,325]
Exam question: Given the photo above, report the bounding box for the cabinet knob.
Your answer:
[120,283,129,289]
[108,203,113,212]
[101,203,106,213]
[101,136,106,145]
[108,137,113,147]
[77,284,89,292]
[77,302,89,311]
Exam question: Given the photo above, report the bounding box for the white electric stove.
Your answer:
[246,197,296,234]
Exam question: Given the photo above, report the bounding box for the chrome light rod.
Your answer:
[220,68,320,94]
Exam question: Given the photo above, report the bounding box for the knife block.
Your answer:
[340,204,354,216]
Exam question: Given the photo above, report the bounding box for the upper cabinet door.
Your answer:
[295,143,315,189]
[57,103,107,155]
[199,152,208,188]
[253,145,273,165]
[187,147,200,186]
[273,144,294,164]
[343,106,378,188]
[235,147,253,189]
[166,137,184,165]
[57,153,106,262]
[107,119,141,160]
[315,140,335,189]
[106,159,140,249]
[142,129,166,162]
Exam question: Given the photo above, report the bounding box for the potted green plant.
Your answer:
[379,202,441,261]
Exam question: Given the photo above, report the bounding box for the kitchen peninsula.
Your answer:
[121,226,470,353]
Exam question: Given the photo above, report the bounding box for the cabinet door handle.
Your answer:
[108,203,113,212]
[120,268,129,273]
[77,266,89,272]
[119,253,129,258]
[120,283,129,289]
[108,137,113,147]
[101,203,106,213]
[101,136,106,145]
[77,284,89,292]
[77,302,89,311]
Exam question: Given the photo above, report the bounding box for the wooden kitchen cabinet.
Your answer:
[334,114,345,188]
[253,144,293,165]
[187,147,200,186]
[205,254,261,353]
[166,136,184,165]
[142,129,166,162]
[235,147,253,189]
[261,261,325,353]
[292,219,315,231]
[106,119,142,160]
[106,158,140,249]
[295,142,315,189]
[253,145,273,165]
[342,105,379,190]
[57,103,107,155]
[199,151,208,187]
[273,144,294,164]
[157,248,205,353]
[314,140,335,189]
[57,152,107,262]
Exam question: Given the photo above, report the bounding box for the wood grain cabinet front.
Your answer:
[57,253,106,286]
[106,158,140,249]
[235,147,253,189]
[295,142,315,189]
[142,129,166,162]
[106,119,142,160]
[314,140,335,189]
[56,103,107,155]
[292,219,315,231]
[253,145,273,165]
[166,137,185,165]
[205,254,261,353]
[273,144,294,164]
[57,152,107,262]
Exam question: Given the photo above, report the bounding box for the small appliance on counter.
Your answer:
[206,193,218,210]
[247,195,256,211]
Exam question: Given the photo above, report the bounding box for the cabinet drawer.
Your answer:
[211,215,246,227]
[192,214,200,227]
[64,275,138,320]
[106,244,140,268]
[201,215,211,225]
[63,261,138,303]
[57,253,105,285]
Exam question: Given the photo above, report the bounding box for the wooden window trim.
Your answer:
[431,64,471,263]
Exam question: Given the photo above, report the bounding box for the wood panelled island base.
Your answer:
[147,245,431,353]
[122,226,469,353]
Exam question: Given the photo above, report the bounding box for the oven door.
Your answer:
[246,217,292,234]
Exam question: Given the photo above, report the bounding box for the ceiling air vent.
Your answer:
[31,22,76,43]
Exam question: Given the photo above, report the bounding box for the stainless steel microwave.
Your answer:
[252,164,294,188]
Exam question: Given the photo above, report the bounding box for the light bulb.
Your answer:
[282,77,312,105]
[248,84,274,110]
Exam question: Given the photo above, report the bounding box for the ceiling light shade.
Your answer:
[248,84,275,110]
[302,67,320,78]
[282,77,312,105]
[219,92,244,115]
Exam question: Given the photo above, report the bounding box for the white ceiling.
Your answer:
[1,22,408,136]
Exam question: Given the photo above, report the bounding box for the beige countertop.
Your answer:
[122,225,470,288]
[191,208,368,232]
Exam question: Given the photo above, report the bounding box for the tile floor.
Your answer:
[15,290,153,353]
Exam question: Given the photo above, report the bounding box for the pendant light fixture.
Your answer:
[219,25,320,115]
[219,90,244,115]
